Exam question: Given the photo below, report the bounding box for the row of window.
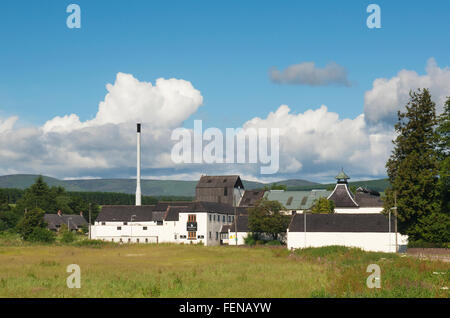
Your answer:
[209,214,233,223]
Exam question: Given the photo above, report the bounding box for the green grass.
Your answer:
[0,240,448,298]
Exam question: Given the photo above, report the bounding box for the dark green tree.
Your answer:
[248,198,290,241]
[384,89,441,242]
[310,197,335,214]
[16,207,47,240]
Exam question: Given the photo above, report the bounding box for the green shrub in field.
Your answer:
[27,227,55,243]
[72,239,111,248]
[407,239,450,248]
[244,233,256,246]
[266,240,281,246]
[58,224,76,244]
[61,230,76,244]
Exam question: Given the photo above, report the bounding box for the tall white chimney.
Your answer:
[136,123,142,206]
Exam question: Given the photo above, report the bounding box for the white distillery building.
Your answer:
[90,201,239,246]
[286,170,408,253]
[286,213,408,253]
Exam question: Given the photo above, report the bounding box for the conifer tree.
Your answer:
[384,89,440,241]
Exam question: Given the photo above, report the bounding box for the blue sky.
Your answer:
[0,0,449,182]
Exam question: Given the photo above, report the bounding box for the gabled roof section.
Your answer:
[196,175,244,189]
[327,184,359,208]
[44,214,88,230]
[354,190,384,207]
[239,190,265,207]
[228,215,249,233]
[96,205,156,222]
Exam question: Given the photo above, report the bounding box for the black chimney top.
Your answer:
[137,123,141,133]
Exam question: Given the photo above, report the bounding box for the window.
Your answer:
[136,239,139,243]
[188,214,197,222]
[215,232,219,240]
[157,221,163,226]
[209,214,212,222]
[145,238,148,243]
[119,238,123,243]
[117,226,122,230]
[111,238,114,242]
[128,238,131,243]
[228,215,231,222]
[209,232,212,239]
[143,226,147,230]
[188,232,196,240]
[224,187,228,196]
[123,222,128,225]
[213,215,216,221]
[174,235,177,240]
[198,235,204,239]
[180,235,187,239]
[222,215,225,222]
[101,222,106,225]
[286,196,293,206]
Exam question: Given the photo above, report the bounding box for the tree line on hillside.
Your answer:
[0,176,193,239]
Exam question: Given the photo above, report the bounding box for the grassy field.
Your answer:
[0,237,448,298]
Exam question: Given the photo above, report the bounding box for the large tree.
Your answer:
[384,89,441,242]
[248,198,290,241]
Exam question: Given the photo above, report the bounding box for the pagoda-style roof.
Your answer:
[335,169,350,180]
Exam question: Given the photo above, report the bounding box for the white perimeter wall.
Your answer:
[287,231,408,253]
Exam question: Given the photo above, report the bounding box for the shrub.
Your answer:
[72,239,110,248]
[244,233,256,246]
[60,230,76,244]
[407,239,449,248]
[266,240,281,246]
[27,227,55,243]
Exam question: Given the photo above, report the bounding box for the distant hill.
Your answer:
[288,178,390,193]
[0,174,388,196]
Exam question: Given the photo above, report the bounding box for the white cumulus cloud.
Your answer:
[364,58,450,124]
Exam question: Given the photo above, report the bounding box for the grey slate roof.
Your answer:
[354,191,384,207]
[196,175,243,189]
[96,205,156,222]
[239,190,265,207]
[327,184,359,208]
[44,214,88,231]
[228,215,249,232]
[96,201,237,222]
[288,213,395,233]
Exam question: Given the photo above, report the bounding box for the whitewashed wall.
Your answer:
[227,231,248,245]
[287,231,408,253]
[91,212,234,246]
[334,207,384,214]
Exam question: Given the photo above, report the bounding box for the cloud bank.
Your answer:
[1,60,449,182]
[269,61,351,87]
[364,58,450,124]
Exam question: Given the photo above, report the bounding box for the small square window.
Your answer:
[101,222,106,225]
[143,226,147,230]
[123,222,128,225]
[117,226,122,230]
